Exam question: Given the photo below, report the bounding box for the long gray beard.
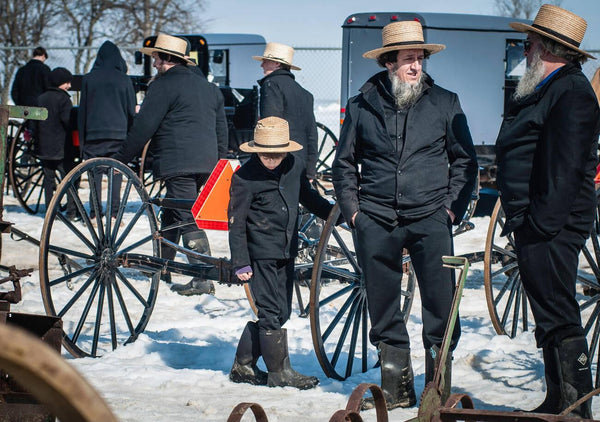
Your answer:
[389,72,424,110]
[514,50,545,101]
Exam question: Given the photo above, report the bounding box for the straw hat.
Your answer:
[252,42,301,71]
[139,33,196,65]
[240,117,303,153]
[363,21,445,60]
[510,4,595,59]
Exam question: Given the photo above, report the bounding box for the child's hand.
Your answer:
[237,271,253,281]
[235,265,253,281]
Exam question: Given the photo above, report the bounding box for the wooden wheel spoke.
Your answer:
[330,293,362,368]
[91,283,106,356]
[499,275,520,328]
[344,296,365,379]
[106,282,118,351]
[49,264,96,288]
[112,277,136,337]
[331,229,360,273]
[55,212,98,251]
[114,204,152,250]
[71,280,102,344]
[115,268,151,308]
[322,288,360,343]
[57,270,98,317]
[318,282,356,309]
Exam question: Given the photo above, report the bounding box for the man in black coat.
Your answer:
[115,33,228,296]
[332,20,477,410]
[495,5,600,417]
[11,46,51,107]
[252,43,318,180]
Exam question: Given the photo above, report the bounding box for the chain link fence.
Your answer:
[2,45,599,140]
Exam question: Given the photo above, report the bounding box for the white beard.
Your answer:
[514,50,546,101]
[389,72,424,110]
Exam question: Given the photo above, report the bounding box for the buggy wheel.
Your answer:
[139,141,165,199]
[483,198,530,338]
[484,196,600,388]
[309,203,416,380]
[314,122,338,194]
[8,121,48,214]
[577,194,600,388]
[39,157,160,358]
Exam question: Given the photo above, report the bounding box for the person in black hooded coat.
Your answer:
[78,40,136,219]
[36,68,73,210]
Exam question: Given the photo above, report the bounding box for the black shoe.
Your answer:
[260,328,319,390]
[361,343,416,410]
[230,322,268,385]
[170,279,215,296]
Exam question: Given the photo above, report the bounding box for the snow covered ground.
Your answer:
[2,190,600,421]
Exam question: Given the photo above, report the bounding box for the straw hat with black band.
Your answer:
[510,4,595,60]
[139,33,196,65]
[252,42,301,71]
[363,20,445,60]
[240,117,303,153]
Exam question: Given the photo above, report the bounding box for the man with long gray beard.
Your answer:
[495,5,600,417]
[332,20,477,410]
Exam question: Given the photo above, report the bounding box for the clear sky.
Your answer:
[203,0,600,50]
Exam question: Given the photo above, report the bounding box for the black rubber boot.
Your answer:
[529,347,561,414]
[425,345,452,405]
[362,343,417,410]
[229,321,268,385]
[259,328,319,390]
[171,231,215,296]
[556,336,593,418]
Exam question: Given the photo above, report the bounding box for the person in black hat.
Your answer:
[12,46,51,107]
[35,67,75,212]
[496,4,600,417]
[114,33,228,296]
[332,20,478,410]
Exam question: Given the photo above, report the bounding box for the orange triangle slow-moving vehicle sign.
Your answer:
[192,159,241,230]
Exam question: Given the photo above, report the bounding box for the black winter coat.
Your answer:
[11,59,51,106]
[228,154,332,270]
[78,41,136,149]
[259,70,318,179]
[115,65,228,179]
[333,71,478,227]
[36,88,73,160]
[496,63,600,239]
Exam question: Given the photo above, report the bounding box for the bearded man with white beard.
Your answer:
[332,20,478,410]
[495,5,600,418]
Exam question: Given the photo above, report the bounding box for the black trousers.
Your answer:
[354,207,459,350]
[249,258,295,332]
[514,225,588,348]
[41,159,62,208]
[160,174,209,260]
[83,139,122,218]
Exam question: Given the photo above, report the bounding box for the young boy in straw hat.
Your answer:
[227,116,333,390]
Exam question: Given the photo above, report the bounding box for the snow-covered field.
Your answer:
[2,189,599,421]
